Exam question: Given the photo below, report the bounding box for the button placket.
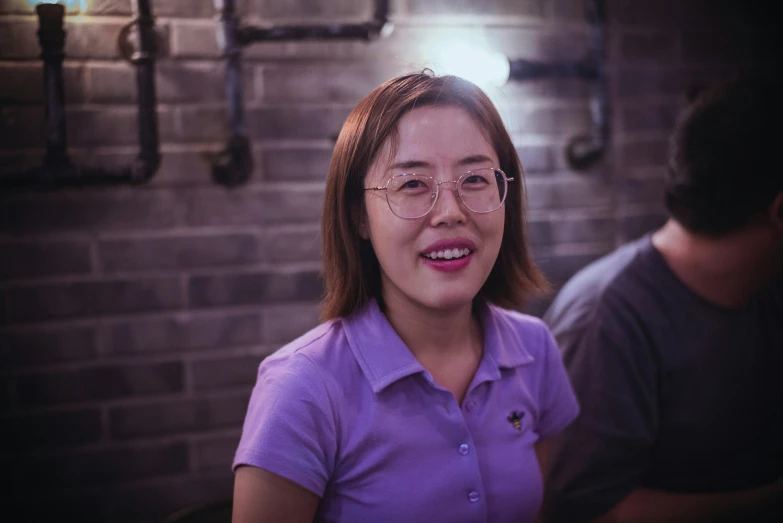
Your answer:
[452,395,484,511]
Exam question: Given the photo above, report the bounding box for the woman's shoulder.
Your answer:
[490,304,551,338]
[486,304,555,361]
[259,317,358,385]
[491,305,548,330]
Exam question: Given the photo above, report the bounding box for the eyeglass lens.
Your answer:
[386,168,507,219]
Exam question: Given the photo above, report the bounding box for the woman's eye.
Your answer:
[401,180,423,189]
[464,175,487,185]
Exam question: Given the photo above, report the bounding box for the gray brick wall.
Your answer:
[0,0,778,520]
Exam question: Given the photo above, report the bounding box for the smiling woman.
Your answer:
[231,72,580,523]
[360,105,507,314]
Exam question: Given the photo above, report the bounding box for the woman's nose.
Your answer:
[429,181,467,226]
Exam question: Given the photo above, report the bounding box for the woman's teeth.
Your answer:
[423,248,471,260]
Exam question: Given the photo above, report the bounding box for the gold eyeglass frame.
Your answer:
[364,168,514,220]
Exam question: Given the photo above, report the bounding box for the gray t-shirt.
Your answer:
[542,234,783,522]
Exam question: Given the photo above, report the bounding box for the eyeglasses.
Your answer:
[365,168,513,220]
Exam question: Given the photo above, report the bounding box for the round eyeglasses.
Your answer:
[365,168,513,220]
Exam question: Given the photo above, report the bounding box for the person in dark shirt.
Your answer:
[540,76,783,523]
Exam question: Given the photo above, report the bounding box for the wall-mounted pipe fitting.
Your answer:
[211,0,391,187]
[213,0,253,186]
[565,0,608,172]
[508,0,607,172]
[129,0,162,183]
[1,0,161,190]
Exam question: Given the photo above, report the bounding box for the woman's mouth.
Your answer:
[422,248,472,260]
[420,249,475,272]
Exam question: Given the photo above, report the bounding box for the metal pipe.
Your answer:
[1,0,161,189]
[506,0,607,171]
[212,0,391,186]
[564,0,608,171]
[35,3,72,175]
[130,0,161,182]
[212,0,253,186]
[236,0,389,44]
[508,59,599,81]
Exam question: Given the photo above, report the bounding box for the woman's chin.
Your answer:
[416,289,479,313]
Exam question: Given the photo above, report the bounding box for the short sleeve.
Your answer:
[233,352,337,497]
[536,325,580,439]
[541,294,658,523]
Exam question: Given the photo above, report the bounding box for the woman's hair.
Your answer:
[321,71,547,320]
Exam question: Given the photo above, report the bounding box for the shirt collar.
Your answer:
[479,301,536,369]
[343,299,426,393]
[343,299,536,394]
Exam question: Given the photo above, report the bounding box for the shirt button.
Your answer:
[464,401,476,412]
[468,490,480,503]
[459,443,470,455]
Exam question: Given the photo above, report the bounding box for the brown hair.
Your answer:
[321,72,547,320]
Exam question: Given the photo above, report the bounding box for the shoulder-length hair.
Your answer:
[321,72,547,320]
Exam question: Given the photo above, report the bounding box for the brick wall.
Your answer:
[0,0,778,520]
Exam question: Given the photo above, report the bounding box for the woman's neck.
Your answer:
[380,288,483,363]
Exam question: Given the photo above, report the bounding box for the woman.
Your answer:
[232,72,579,523]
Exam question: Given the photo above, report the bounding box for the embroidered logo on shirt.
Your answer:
[507,411,525,431]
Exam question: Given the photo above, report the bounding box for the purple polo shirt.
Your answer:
[233,299,579,523]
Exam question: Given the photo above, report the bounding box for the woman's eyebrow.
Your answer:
[457,154,494,166]
[388,154,494,172]
[388,160,431,171]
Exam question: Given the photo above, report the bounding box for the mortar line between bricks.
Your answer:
[4,386,251,414]
[5,342,277,374]
[0,301,319,331]
[89,225,290,240]
[9,355,192,375]
[15,391,190,413]
[0,262,323,289]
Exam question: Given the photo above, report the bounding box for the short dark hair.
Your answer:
[665,75,783,236]
[320,72,547,321]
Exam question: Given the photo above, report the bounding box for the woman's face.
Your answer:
[362,105,506,313]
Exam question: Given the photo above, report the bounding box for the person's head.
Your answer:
[666,75,783,237]
[321,72,546,320]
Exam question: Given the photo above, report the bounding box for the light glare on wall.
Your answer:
[430,41,510,89]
